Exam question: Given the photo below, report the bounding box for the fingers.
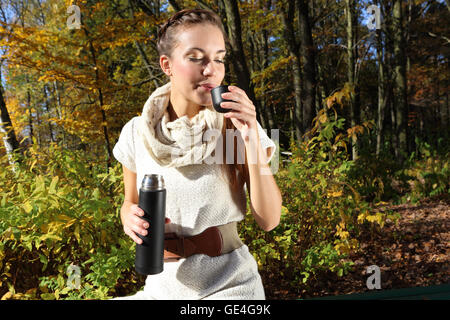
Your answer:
[124,226,143,245]
[129,218,148,236]
[221,87,254,110]
[123,218,147,244]
[221,102,256,116]
[226,86,252,103]
[222,105,257,123]
[131,204,144,217]
[124,205,148,244]
[221,100,242,112]
[220,88,257,123]
[220,99,256,113]
[134,214,149,229]
[131,205,149,230]
[122,204,172,244]
[228,85,245,95]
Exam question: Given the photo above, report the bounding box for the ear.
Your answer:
[160,55,172,76]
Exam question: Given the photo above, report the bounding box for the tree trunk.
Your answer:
[27,91,34,146]
[43,85,55,143]
[317,63,327,110]
[278,0,303,145]
[375,26,387,157]
[249,30,268,129]
[406,0,415,155]
[129,0,160,90]
[297,0,317,142]
[82,25,113,172]
[31,82,42,146]
[253,30,272,129]
[393,0,408,162]
[222,0,262,127]
[0,74,22,168]
[447,91,449,133]
[168,0,181,11]
[53,80,67,148]
[345,0,361,160]
[434,55,441,150]
[260,0,276,131]
[390,86,398,157]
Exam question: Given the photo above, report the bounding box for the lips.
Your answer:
[199,83,215,91]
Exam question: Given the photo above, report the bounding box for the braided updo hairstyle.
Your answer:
[157,8,230,58]
[157,8,249,194]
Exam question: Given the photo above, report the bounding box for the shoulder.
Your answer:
[119,115,142,139]
[124,115,141,131]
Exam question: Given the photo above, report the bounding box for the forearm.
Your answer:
[245,135,282,231]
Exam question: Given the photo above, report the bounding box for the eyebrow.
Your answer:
[186,47,226,54]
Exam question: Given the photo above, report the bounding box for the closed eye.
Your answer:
[189,58,225,64]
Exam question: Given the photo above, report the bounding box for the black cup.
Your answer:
[211,85,233,113]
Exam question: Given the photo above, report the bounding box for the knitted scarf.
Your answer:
[137,82,224,168]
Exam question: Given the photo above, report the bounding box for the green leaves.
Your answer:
[0,143,135,300]
[39,254,48,271]
[238,106,389,292]
[49,176,59,194]
[17,184,25,198]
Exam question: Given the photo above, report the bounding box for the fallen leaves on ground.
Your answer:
[263,193,449,299]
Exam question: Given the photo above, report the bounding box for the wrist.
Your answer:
[121,200,135,219]
[243,126,260,145]
[245,139,265,166]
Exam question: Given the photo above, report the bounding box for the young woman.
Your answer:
[112,8,282,300]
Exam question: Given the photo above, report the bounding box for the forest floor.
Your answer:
[263,193,450,299]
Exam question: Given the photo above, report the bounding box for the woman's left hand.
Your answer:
[220,85,259,143]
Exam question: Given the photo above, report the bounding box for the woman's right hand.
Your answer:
[121,202,171,244]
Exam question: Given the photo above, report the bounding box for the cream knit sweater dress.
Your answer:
[112,115,276,300]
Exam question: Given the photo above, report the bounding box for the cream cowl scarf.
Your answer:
[137,82,224,168]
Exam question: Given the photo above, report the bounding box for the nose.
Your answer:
[203,59,217,77]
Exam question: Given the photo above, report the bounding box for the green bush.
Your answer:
[4,98,439,298]
[402,138,449,202]
[346,136,449,205]
[345,151,404,203]
[238,105,397,291]
[0,141,139,300]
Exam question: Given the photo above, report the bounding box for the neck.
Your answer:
[168,91,205,122]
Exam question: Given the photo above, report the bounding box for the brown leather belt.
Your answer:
[163,221,244,262]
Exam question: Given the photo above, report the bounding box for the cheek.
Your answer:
[173,61,196,80]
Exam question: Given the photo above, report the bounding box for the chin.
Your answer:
[196,94,212,105]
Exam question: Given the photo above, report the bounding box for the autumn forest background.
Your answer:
[0,0,448,300]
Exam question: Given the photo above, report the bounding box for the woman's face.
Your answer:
[161,23,226,107]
